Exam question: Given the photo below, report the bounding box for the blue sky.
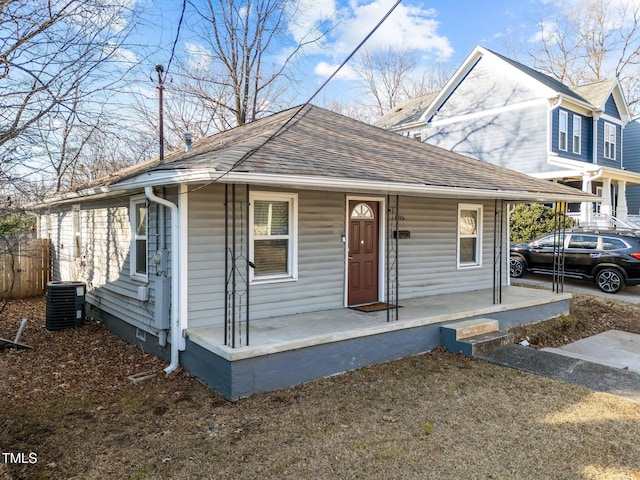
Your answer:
[130,0,550,107]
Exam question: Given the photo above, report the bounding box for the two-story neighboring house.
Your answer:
[375,45,640,227]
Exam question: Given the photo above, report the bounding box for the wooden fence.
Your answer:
[1,238,52,299]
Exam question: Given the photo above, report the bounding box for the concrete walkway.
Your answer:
[475,340,640,402]
[544,330,640,373]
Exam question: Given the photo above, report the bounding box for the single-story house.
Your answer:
[36,104,593,400]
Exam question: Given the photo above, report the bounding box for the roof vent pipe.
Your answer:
[182,131,193,152]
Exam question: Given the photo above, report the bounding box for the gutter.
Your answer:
[219,172,596,203]
[144,186,181,374]
[36,168,594,206]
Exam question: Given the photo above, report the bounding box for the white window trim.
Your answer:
[457,203,483,269]
[249,191,298,284]
[572,115,581,155]
[72,204,81,259]
[558,110,568,151]
[130,195,148,281]
[604,122,616,160]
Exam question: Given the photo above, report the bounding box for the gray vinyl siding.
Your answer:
[425,102,550,174]
[187,185,505,328]
[187,185,346,328]
[44,191,175,335]
[396,197,499,297]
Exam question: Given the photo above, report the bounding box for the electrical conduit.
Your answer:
[144,186,180,374]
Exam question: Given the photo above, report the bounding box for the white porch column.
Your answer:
[581,175,593,226]
[601,177,613,217]
[617,180,628,222]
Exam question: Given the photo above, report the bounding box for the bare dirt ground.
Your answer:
[1,294,640,480]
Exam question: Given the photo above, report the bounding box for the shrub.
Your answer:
[0,214,35,237]
[510,204,574,243]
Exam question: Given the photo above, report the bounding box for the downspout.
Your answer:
[144,186,180,374]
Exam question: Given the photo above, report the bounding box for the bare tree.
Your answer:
[0,0,142,200]
[530,0,640,110]
[354,46,418,117]
[401,61,454,98]
[181,0,331,129]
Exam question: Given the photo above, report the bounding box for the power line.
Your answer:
[210,0,403,183]
[164,0,187,80]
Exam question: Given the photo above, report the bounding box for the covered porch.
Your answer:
[183,285,570,400]
[536,165,640,228]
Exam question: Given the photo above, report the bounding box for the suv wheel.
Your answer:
[510,256,526,278]
[595,268,625,294]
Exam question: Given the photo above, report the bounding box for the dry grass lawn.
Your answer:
[1,294,639,480]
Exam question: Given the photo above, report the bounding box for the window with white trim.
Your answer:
[572,115,581,154]
[72,204,81,258]
[558,110,568,151]
[604,122,616,160]
[458,204,482,268]
[250,192,298,282]
[130,196,148,280]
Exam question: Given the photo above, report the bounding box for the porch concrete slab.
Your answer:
[187,286,571,361]
[542,330,640,373]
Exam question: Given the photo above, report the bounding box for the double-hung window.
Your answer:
[457,204,482,268]
[558,110,568,151]
[604,122,616,160]
[572,115,581,154]
[250,192,298,282]
[130,196,148,280]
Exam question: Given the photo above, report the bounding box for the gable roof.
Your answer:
[380,45,630,130]
[45,104,592,204]
[572,79,617,108]
[486,49,591,104]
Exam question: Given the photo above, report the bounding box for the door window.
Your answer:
[567,235,598,250]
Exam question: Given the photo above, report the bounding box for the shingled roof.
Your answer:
[70,104,589,202]
[372,93,437,130]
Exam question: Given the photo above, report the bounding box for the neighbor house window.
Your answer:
[558,110,568,151]
[604,122,616,160]
[72,205,81,258]
[130,196,148,280]
[250,191,298,282]
[458,204,482,268]
[572,115,581,154]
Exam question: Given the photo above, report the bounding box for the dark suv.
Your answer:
[510,230,640,293]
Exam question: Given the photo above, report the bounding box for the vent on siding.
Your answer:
[46,281,86,331]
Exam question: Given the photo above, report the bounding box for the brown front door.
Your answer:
[348,200,379,306]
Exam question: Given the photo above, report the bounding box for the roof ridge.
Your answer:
[216,104,309,179]
[481,47,592,105]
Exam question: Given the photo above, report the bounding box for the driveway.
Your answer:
[512,272,640,304]
[506,272,640,401]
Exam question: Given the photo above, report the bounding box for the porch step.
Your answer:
[440,318,514,357]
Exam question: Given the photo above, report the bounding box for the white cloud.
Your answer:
[184,42,212,71]
[288,0,341,44]
[293,1,454,82]
[529,20,556,43]
[313,61,359,80]
[111,45,138,65]
[331,0,454,62]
